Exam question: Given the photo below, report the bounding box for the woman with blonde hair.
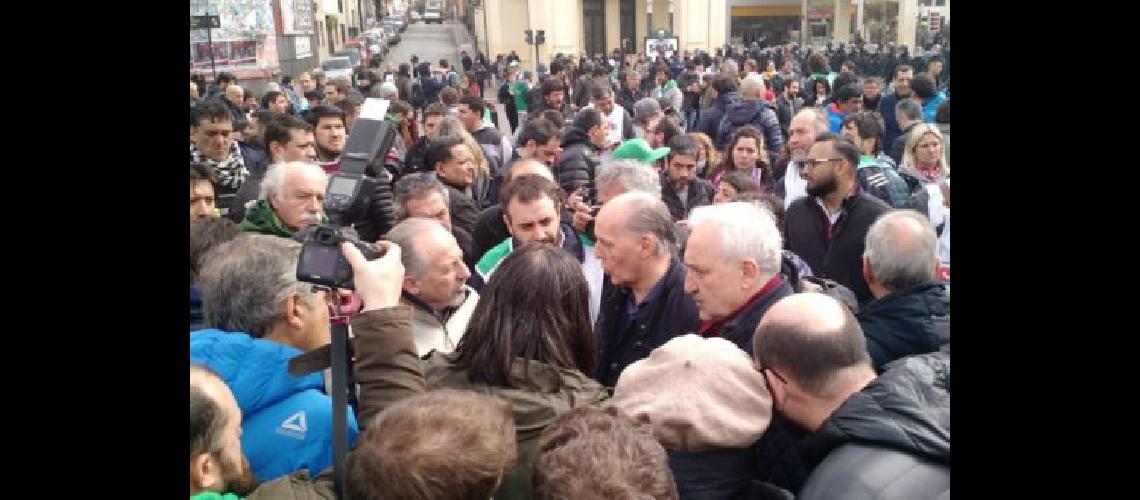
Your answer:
[900,123,950,267]
[688,132,719,179]
[431,116,493,207]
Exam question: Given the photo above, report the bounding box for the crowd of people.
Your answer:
[189,34,950,500]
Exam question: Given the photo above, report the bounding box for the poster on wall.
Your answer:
[294,36,312,59]
[645,37,679,62]
[189,0,279,73]
[280,0,314,35]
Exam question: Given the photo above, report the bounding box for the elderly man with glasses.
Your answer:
[784,133,891,305]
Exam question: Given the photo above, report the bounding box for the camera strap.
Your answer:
[329,319,350,497]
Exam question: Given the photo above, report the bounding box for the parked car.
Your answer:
[382,17,405,33]
[321,57,353,82]
[410,11,422,23]
[382,25,400,44]
[337,47,363,68]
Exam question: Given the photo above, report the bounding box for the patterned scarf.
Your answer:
[915,161,943,183]
[189,140,247,190]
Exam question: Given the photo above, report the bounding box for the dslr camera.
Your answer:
[296,98,397,290]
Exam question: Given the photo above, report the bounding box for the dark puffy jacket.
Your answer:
[616,84,643,116]
[678,72,703,110]
[419,73,445,105]
[402,136,431,176]
[669,447,795,500]
[471,205,510,264]
[784,193,891,305]
[594,258,700,388]
[556,126,602,197]
[715,98,784,159]
[661,175,715,222]
[857,282,950,372]
[888,122,919,165]
[798,351,950,500]
[696,92,741,145]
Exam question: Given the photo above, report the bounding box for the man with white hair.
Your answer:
[682,201,809,493]
[385,218,479,356]
[775,108,830,208]
[593,192,700,388]
[682,201,792,354]
[857,210,950,371]
[238,162,327,238]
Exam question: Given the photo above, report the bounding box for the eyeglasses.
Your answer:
[800,157,843,169]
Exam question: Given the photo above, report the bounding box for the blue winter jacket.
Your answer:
[922,92,948,123]
[189,330,359,481]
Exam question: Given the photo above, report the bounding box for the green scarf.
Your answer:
[239,199,294,238]
[657,79,678,93]
[190,492,241,500]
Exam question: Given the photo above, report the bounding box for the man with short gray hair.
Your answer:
[239,162,328,238]
[593,192,700,387]
[776,107,830,208]
[681,200,806,492]
[568,159,664,236]
[190,233,360,481]
[393,172,476,270]
[385,218,478,356]
[857,210,950,372]
[888,98,923,165]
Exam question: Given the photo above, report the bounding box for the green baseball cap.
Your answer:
[611,138,670,164]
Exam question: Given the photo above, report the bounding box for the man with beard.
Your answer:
[775,108,830,208]
[584,85,635,159]
[190,365,266,498]
[190,100,267,218]
[660,134,714,221]
[239,162,327,238]
[530,76,575,121]
[784,134,890,305]
[776,78,803,141]
[307,106,348,173]
[472,174,605,323]
[877,65,914,149]
[385,218,479,356]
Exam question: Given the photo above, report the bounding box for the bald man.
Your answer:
[753,293,950,500]
[471,159,555,261]
[239,162,328,238]
[593,192,700,388]
[857,210,950,371]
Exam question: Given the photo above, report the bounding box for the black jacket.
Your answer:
[661,175,715,222]
[776,94,803,139]
[556,126,603,197]
[594,258,701,388]
[669,447,795,500]
[857,282,950,372]
[616,84,642,116]
[696,92,741,145]
[678,72,703,111]
[472,205,510,264]
[402,136,431,176]
[715,98,784,160]
[888,122,919,165]
[445,184,479,237]
[798,351,950,500]
[784,193,890,305]
[877,92,906,152]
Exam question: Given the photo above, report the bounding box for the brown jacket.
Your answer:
[350,306,611,500]
[245,469,337,500]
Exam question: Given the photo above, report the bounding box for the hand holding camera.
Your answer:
[340,241,405,312]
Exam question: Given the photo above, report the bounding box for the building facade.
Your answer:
[190,0,320,89]
[471,0,935,73]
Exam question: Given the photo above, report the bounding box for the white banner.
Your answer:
[295,36,312,58]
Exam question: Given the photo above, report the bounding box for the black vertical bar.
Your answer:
[208,24,217,81]
[329,321,349,497]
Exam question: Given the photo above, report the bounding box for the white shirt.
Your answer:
[783,161,808,209]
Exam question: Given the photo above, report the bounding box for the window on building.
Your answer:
[935,0,946,5]
[338,0,343,12]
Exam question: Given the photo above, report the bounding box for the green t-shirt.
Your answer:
[510,81,530,111]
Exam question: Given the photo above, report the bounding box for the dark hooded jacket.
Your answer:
[556,125,603,196]
[696,91,741,145]
[798,351,950,500]
[715,98,785,160]
[857,282,950,372]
